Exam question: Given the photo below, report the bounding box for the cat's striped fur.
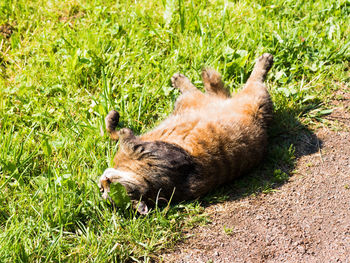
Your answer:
[99,53,274,212]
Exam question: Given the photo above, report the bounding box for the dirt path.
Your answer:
[162,95,350,263]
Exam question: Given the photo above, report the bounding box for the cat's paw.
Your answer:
[201,68,222,87]
[105,110,119,133]
[171,73,188,88]
[257,53,274,71]
[171,73,195,93]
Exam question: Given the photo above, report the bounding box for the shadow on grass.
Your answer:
[201,106,323,206]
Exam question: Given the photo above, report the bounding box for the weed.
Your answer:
[223,225,234,236]
[273,169,289,183]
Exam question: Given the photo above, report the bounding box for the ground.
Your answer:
[1,1,349,261]
[161,93,350,262]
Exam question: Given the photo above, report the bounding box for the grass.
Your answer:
[0,0,349,261]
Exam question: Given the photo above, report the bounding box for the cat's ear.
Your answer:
[118,128,146,155]
[106,125,136,145]
[118,128,136,142]
[105,111,139,145]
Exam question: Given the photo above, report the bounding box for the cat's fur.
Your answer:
[99,53,274,212]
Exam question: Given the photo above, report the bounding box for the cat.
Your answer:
[99,53,274,213]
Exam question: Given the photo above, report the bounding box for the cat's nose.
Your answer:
[99,168,116,199]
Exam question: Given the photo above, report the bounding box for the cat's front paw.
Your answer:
[105,110,119,133]
[171,73,188,88]
[171,73,196,93]
[201,68,225,89]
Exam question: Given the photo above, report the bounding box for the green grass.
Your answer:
[0,0,349,261]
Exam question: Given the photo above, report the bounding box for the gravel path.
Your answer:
[162,94,350,263]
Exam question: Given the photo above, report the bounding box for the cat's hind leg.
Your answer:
[239,53,274,96]
[201,68,231,98]
[231,53,274,126]
[246,53,274,83]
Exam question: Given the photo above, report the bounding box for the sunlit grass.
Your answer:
[0,0,349,261]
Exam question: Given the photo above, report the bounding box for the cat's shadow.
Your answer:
[200,106,323,206]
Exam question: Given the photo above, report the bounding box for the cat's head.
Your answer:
[100,121,197,213]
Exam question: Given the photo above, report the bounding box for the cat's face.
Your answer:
[99,132,153,213]
[100,128,197,211]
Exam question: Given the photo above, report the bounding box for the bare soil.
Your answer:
[0,23,14,39]
[161,94,350,263]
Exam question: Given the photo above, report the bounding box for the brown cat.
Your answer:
[99,53,274,213]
